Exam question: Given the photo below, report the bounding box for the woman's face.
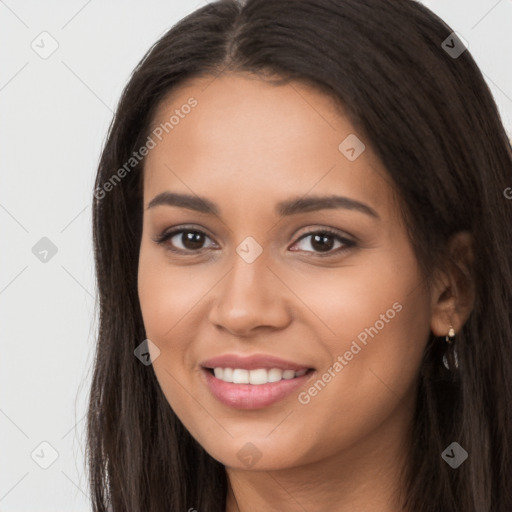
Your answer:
[138,72,432,470]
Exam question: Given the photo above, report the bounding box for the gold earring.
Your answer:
[445,325,455,344]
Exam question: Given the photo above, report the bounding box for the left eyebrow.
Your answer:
[276,195,380,219]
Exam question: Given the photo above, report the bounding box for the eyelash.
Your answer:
[153,225,356,258]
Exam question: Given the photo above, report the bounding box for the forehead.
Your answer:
[142,72,395,220]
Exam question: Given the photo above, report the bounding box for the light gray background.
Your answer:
[1,0,511,510]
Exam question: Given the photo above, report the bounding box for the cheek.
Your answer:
[289,252,430,425]
[137,243,211,342]
[137,245,207,426]
[284,246,430,388]
[281,250,426,347]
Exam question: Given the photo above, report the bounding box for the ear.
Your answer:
[430,231,475,337]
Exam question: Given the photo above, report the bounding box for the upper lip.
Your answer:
[200,354,314,371]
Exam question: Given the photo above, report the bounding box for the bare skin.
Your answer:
[137,72,473,512]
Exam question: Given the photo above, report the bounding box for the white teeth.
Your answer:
[267,368,283,383]
[249,369,268,385]
[232,369,249,384]
[282,370,296,380]
[211,367,309,385]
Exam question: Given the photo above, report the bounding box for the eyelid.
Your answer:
[292,225,355,243]
[152,224,218,252]
[154,224,356,256]
[289,226,356,256]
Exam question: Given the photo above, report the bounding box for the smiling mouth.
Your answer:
[204,367,315,385]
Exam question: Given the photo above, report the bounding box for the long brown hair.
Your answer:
[86,0,512,510]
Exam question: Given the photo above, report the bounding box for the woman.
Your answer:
[86,0,512,510]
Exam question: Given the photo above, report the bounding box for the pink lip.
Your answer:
[200,353,313,371]
[201,367,315,410]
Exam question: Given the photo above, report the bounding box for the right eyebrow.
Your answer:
[146,192,219,215]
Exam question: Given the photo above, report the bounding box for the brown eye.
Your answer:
[155,228,216,253]
[290,229,356,256]
[175,231,207,250]
[309,233,336,252]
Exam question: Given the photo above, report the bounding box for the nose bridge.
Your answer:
[208,244,291,334]
[222,246,273,312]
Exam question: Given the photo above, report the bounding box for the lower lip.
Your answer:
[201,368,314,410]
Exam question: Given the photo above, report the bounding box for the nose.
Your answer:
[207,251,292,337]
